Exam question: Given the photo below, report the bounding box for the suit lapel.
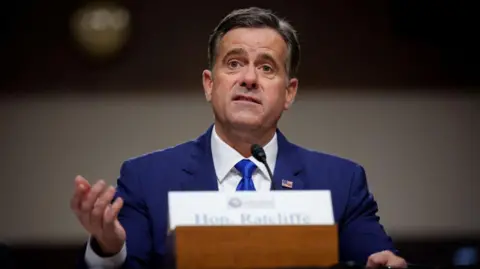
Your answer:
[180,125,219,191]
[179,126,304,191]
[272,130,305,190]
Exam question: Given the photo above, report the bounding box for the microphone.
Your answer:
[251,144,276,190]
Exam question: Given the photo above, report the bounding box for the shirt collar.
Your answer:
[211,125,278,183]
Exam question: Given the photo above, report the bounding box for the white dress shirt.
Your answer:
[84,125,278,268]
[211,125,277,192]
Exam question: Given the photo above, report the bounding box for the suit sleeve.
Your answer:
[115,160,153,268]
[338,164,398,263]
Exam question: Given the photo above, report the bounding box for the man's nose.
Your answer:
[240,65,258,90]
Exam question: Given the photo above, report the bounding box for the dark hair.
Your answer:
[207,7,300,78]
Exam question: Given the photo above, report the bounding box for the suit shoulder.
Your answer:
[122,139,196,168]
[293,145,367,189]
[295,145,363,171]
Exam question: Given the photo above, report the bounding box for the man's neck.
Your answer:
[214,122,276,158]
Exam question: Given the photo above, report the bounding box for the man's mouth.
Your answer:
[232,95,261,104]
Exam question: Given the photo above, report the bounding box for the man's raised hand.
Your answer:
[70,175,126,255]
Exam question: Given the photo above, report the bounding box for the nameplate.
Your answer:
[167,190,334,230]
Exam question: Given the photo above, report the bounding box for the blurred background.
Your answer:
[0,0,478,268]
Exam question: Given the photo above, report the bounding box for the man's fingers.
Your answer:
[103,197,123,229]
[78,180,106,232]
[366,258,381,268]
[81,180,106,212]
[386,256,407,268]
[90,186,116,231]
[367,251,407,269]
[367,252,389,268]
[75,175,90,187]
[70,176,90,214]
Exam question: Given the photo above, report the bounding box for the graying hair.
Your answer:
[207,7,300,79]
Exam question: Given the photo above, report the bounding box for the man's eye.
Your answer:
[261,65,273,73]
[228,60,241,69]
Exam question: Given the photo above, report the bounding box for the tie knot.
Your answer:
[235,159,257,179]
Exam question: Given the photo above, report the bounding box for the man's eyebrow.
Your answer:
[221,49,281,68]
[256,53,283,70]
[222,48,248,61]
[257,53,278,65]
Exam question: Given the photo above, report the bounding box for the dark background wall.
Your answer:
[2,0,478,94]
[0,1,478,268]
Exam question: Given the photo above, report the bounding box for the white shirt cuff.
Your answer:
[84,236,126,269]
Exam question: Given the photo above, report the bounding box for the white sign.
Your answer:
[168,190,334,230]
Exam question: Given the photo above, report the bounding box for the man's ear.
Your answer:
[284,78,298,110]
[202,69,213,102]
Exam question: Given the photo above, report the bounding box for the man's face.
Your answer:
[202,27,298,132]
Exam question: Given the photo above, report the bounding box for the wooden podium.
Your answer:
[175,225,338,269]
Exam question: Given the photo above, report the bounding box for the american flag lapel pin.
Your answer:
[281,179,293,189]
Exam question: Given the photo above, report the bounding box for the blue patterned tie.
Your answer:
[235,159,257,191]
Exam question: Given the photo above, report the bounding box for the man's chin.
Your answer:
[228,117,263,130]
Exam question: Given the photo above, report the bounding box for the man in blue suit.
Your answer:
[71,7,407,269]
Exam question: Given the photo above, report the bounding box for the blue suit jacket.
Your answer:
[79,126,396,268]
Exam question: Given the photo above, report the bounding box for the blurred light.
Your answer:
[70,1,131,59]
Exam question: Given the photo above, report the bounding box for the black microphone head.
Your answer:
[251,144,267,163]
